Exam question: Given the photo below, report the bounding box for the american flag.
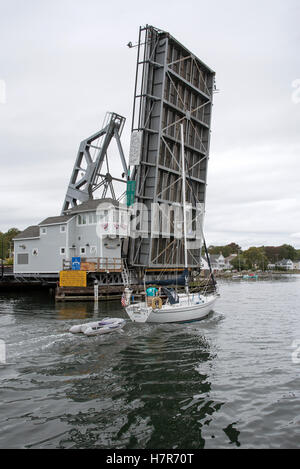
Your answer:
[121,293,126,307]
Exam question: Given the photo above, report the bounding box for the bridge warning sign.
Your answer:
[59,271,87,287]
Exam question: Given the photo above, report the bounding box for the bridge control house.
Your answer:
[13,199,129,281]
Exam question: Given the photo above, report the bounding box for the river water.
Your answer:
[0,275,300,449]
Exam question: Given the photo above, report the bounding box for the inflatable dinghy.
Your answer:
[69,318,125,336]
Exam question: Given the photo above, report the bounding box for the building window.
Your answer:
[120,211,127,225]
[90,246,97,255]
[77,214,87,225]
[60,225,66,233]
[41,227,47,235]
[89,213,97,225]
[113,210,119,223]
[32,249,38,256]
[60,247,66,255]
[80,247,86,255]
[17,253,29,264]
[97,210,108,223]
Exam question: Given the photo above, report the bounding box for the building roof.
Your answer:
[276,259,293,265]
[225,254,237,261]
[209,254,224,262]
[64,198,125,215]
[15,198,127,241]
[39,215,73,226]
[209,255,218,262]
[14,226,40,240]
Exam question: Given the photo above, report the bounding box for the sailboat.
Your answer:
[123,124,218,323]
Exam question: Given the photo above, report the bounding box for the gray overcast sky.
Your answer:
[0,0,299,248]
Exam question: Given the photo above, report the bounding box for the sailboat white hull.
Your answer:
[125,294,217,323]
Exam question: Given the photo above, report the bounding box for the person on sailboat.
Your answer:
[146,286,158,306]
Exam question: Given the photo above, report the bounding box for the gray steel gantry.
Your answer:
[61,112,127,214]
[128,25,215,269]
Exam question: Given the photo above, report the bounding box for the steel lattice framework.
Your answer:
[62,112,128,214]
[128,25,215,268]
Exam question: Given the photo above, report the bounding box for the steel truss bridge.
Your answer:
[128,25,215,268]
[61,25,215,271]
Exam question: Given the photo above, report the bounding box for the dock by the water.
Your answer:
[55,284,142,302]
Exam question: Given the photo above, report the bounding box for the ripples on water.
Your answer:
[0,276,300,448]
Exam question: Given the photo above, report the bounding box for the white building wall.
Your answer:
[13,208,125,274]
[14,225,67,273]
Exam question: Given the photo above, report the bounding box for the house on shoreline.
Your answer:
[13,199,128,276]
[208,253,237,271]
[267,259,295,270]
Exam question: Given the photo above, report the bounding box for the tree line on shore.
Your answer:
[1,229,300,271]
[0,228,20,260]
[208,242,300,271]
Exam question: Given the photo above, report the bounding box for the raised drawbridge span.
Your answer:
[127,25,216,269]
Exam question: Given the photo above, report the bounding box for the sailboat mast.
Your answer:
[180,124,189,294]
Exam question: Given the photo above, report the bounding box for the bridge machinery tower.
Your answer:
[62,112,128,214]
[128,25,216,269]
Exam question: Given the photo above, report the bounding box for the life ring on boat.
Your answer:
[152,297,162,309]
